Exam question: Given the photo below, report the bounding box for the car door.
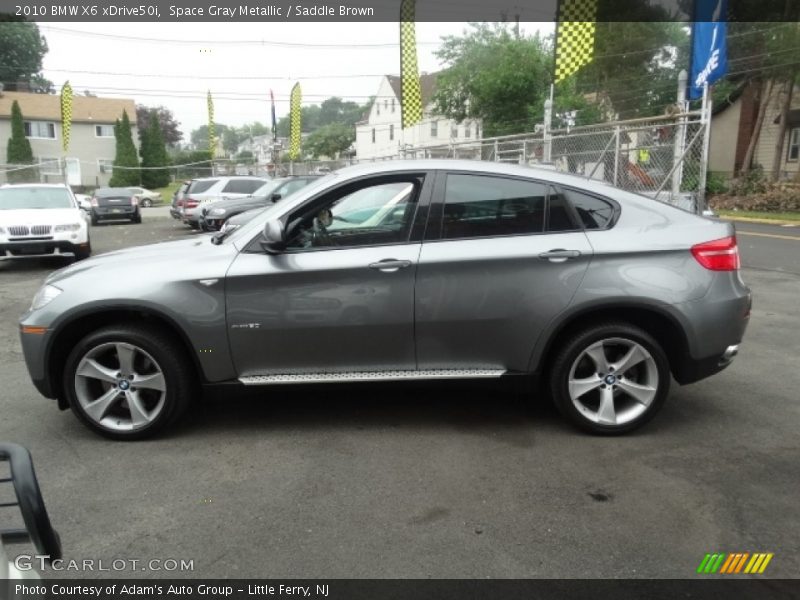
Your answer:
[225,173,432,378]
[414,172,593,373]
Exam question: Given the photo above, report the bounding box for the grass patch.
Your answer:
[154,180,182,200]
[717,210,800,222]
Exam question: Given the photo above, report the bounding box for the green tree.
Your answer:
[109,110,140,186]
[136,105,183,147]
[140,110,171,188]
[5,100,35,183]
[304,123,356,159]
[0,18,53,92]
[432,24,552,136]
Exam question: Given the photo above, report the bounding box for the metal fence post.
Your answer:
[613,127,621,186]
[494,139,499,162]
[543,96,553,163]
[671,69,688,203]
[697,83,712,214]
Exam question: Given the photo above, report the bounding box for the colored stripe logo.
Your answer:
[697,552,773,574]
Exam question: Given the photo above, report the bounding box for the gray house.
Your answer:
[0,90,138,188]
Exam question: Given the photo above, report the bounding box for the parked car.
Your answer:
[218,206,264,236]
[170,180,191,220]
[200,176,319,231]
[19,160,751,440]
[181,176,268,229]
[127,186,162,207]
[0,184,91,261]
[90,188,142,225]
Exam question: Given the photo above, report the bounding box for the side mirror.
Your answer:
[261,219,286,254]
[270,193,282,203]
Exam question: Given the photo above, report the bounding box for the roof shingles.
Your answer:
[0,91,136,124]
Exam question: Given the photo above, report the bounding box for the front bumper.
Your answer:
[19,326,55,399]
[1,240,87,259]
[199,215,225,231]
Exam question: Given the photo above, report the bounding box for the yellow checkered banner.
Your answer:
[399,0,422,129]
[207,91,216,156]
[289,83,302,161]
[554,0,598,83]
[60,81,73,152]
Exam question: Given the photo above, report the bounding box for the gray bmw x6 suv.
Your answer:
[20,160,751,440]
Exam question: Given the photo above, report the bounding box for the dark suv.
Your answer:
[90,188,141,225]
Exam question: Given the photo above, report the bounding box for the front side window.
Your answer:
[24,121,56,139]
[564,189,615,229]
[789,128,800,161]
[285,178,421,251]
[442,174,547,239]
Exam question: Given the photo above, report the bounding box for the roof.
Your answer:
[385,72,440,106]
[0,91,136,124]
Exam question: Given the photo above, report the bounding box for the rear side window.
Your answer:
[442,174,546,239]
[188,179,219,194]
[547,187,578,232]
[222,179,263,194]
[565,189,616,229]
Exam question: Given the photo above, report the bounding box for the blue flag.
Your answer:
[689,0,728,100]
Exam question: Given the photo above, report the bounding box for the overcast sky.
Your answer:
[37,22,554,138]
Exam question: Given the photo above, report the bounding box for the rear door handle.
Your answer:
[368,259,412,272]
[538,249,581,263]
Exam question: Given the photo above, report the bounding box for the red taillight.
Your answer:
[131,195,139,206]
[177,199,184,207]
[90,197,98,207]
[691,236,740,271]
[184,198,199,208]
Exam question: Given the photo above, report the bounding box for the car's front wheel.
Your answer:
[63,325,194,440]
[549,322,670,435]
[141,198,152,207]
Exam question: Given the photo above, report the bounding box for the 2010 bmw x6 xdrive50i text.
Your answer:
[19,161,751,440]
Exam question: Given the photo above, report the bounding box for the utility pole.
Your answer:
[543,84,554,163]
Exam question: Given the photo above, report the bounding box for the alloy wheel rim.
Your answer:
[74,342,166,432]
[567,337,658,426]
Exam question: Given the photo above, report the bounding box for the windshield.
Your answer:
[0,187,74,210]
[252,179,286,198]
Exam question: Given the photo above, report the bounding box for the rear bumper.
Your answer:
[93,207,138,219]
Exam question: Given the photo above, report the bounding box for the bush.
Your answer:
[709,182,800,213]
[6,100,35,184]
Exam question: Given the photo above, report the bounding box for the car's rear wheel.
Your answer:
[141,198,152,207]
[63,325,194,440]
[549,322,670,435]
[132,211,142,224]
[90,214,99,226]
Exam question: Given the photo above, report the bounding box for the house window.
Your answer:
[98,159,114,174]
[390,124,394,141]
[95,124,115,138]
[451,124,458,138]
[38,157,61,175]
[465,124,471,138]
[371,128,376,143]
[391,99,395,113]
[24,121,56,139]
[431,120,438,137]
[789,128,800,161]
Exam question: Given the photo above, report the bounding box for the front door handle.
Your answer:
[538,249,581,263]
[368,259,412,272]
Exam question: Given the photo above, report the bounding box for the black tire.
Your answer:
[91,214,99,226]
[549,322,671,435]
[132,211,142,224]
[73,240,91,261]
[62,324,194,440]
[141,198,152,207]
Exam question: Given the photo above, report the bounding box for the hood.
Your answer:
[0,208,84,226]
[46,235,235,287]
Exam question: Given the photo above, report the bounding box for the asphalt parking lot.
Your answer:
[0,209,798,579]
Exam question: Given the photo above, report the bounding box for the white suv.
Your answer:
[0,184,91,261]
[181,176,268,229]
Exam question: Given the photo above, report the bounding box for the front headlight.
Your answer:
[209,208,227,216]
[30,284,62,311]
[54,223,82,232]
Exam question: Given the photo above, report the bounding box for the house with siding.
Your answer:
[355,73,482,160]
[709,80,800,180]
[0,90,138,188]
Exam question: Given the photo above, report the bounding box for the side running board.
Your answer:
[239,369,506,385]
